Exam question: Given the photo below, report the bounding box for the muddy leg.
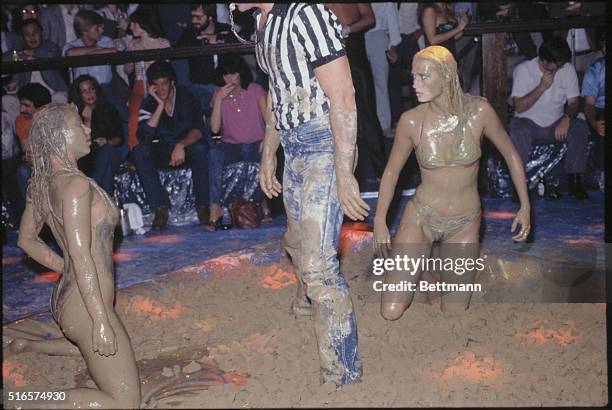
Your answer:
[439,216,481,313]
[299,151,362,386]
[10,337,80,356]
[51,293,140,409]
[381,200,432,321]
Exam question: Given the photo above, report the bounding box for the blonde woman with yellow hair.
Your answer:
[374,46,531,320]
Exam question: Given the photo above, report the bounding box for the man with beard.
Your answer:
[178,3,236,116]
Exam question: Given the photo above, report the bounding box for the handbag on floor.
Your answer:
[229,197,260,229]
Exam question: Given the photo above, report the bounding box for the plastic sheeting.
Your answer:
[113,162,260,227]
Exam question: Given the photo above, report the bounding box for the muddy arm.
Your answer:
[481,101,531,241]
[315,56,370,221]
[62,176,117,355]
[17,197,64,273]
[259,88,282,198]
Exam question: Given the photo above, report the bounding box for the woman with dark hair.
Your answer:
[69,74,124,194]
[123,7,169,149]
[417,2,468,58]
[207,55,271,230]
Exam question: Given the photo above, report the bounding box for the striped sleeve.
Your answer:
[292,4,346,69]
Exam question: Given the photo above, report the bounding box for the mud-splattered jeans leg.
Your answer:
[280,116,363,386]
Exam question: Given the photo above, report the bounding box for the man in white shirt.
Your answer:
[365,2,401,132]
[509,36,589,199]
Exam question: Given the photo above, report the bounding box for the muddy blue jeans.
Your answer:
[280,115,362,385]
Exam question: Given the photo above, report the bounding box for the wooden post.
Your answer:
[481,32,508,126]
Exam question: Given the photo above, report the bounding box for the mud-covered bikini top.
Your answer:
[415,103,481,169]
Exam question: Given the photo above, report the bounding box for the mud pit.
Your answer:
[3,230,607,408]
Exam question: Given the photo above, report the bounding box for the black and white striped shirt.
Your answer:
[254,4,346,130]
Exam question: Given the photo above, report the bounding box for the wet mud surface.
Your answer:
[3,232,607,408]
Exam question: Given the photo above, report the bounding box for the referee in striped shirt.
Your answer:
[234,3,368,386]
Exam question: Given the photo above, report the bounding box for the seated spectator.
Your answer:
[69,75,124,195]
[582,37,605,178]
[62,10,119,103]
[97,4,130,41]
[582,39,605,139]
[1,19,69,102]
[123,8,170,150]
[132,61,210,230]
[208,55,270,230]
[38,4,80,49]
[4,4,39,50]
[14,83,52,200]
[178,3,236,116]
[509,36,589,200]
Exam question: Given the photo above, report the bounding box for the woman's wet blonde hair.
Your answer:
[413,45,469,116]
[27,103,86,226]
[413,45,477,144]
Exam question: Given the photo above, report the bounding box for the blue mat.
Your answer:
[2,192,604,323]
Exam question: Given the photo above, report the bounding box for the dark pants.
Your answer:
[208,141,263,205]
[345,31,387,180]
[3,156,25,217]
[132,141,210,209]
[90,145,122,195]
[77,144,123,195]
[389,33,420,126]
[17,161,31,200]
[509,116,589,174]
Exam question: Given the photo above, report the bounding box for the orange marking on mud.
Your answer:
[339,224,373,252]
[207,253,253,269]
[517,321,580,346]
[112,252,134,262]
[2,256,22,265]
[564,238,597,244]
[224,371,249,386]
[260,266,298,289]
[3,360,28,387]
[30,271,61,284]
[142,234,185,244]
[431,351,506,385]
[128,295,184,320]
[483,211,515,219]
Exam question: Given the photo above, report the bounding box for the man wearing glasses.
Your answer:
[509,36,589,200]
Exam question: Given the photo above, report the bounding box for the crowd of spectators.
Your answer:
[1,2,606,232]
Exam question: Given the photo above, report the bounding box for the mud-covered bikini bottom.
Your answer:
[412,196,481,242]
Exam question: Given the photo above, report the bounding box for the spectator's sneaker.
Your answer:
[152,206,169,230]
[196,205,210,225]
